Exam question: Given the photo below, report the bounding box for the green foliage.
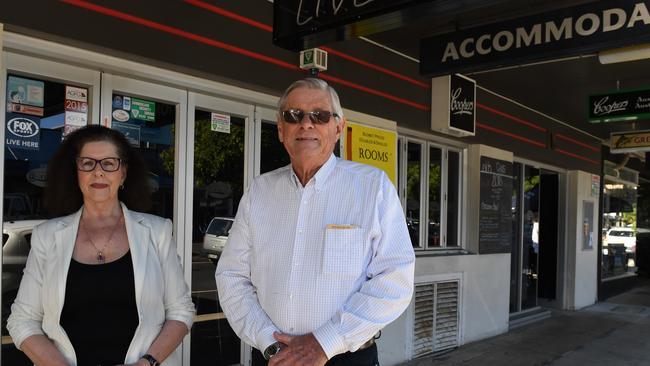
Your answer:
[160,119,245,188]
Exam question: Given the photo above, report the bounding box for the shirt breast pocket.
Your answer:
[322,227,365,278]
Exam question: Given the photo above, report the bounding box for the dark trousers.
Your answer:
[252,343,379,366]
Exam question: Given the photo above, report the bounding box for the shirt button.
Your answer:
[290,327,294,332]
[298,229,303,234]
[289,294,293,299]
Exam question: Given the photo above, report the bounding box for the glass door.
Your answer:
[101,73,189,361]
[255,107,289,175]
[510,163,541,313]
[1,52,101,365]
[186,92,253,365]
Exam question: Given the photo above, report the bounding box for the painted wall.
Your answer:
[377,253,510,366]
[566,170,599,309]
[417,254,511,343]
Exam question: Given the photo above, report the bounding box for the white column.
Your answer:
[565,170,599,309]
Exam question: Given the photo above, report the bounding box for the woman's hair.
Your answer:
[45,125,151,217]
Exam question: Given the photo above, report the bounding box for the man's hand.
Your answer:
[268,332,328,366]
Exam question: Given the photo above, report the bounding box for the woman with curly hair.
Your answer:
[8,125,195,366]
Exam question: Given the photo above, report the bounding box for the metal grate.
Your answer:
[412,280,459,358]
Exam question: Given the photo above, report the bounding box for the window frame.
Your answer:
[398,135,464,251]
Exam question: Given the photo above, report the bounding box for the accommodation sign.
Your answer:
[589,88,650,123]
[273,0,427,50]
[421,0,650,76]
[610,129,650,153]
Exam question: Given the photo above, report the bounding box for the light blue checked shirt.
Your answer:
[215,154,415,359]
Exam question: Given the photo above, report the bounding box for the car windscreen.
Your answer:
[609,231,634,237]
[207,219,233,236]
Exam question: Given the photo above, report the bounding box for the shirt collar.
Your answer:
[288,154,337,191]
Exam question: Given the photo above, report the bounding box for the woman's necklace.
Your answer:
[80,213,123,263]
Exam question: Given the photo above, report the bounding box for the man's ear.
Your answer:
[277,120,284,142]
[336,117,346,137]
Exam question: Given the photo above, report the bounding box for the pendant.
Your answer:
[96,251,105,263]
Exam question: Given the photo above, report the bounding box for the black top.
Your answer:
[60,251,139,366]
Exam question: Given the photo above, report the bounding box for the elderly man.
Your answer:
[216,78,415,366]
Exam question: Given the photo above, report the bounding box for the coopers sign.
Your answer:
[431,74,476,137]
[589,88,650,123]
[421,0,650,76]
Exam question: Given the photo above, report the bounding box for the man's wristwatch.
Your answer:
[263,342,282,360]
[141,354,160,366]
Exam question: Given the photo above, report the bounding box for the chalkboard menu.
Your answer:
[479,156,513,254]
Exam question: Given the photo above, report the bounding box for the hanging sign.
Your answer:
[421,0,650,76]
[431,74,476,136]
[610,129,650,153]
[344,121,397,186]
[273,0,428,50]
[589,88,650,123]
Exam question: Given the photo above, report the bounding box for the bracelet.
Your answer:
[141,354,160,366]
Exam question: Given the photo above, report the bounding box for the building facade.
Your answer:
[1,1,607,365]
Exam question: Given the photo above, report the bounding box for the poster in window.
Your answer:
[582,201,594,251]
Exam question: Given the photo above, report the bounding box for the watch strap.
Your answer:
[263,342,282,360]
[141,354,160,366]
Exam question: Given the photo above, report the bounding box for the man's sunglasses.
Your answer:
[281,109,339,124]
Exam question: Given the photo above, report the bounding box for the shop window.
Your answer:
[260,120,290,174]
[400,137,463,250]
[3,74,92,364]
[112,93,176,220]
[190,108,245,365]
[602,174,638,279]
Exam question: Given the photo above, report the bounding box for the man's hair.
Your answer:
[44,125,151,217]
[277,78,343,119]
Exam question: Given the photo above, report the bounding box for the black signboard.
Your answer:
[589,88,650,123]
[449,74,476,134]
[273,0,427,51]
[478,156,513,254]
[421,0,650,76]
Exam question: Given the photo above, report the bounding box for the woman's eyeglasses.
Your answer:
[76,157,123,172]
[281,109,339,124]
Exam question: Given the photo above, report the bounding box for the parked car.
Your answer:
[605,227,636,257]
[202,217,234,264]
[3,220,45,333]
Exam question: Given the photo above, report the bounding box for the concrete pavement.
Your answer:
[401,277,650,366]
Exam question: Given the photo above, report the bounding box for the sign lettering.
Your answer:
[421,1,650,76]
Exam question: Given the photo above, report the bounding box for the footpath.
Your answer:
[401,277,650,366]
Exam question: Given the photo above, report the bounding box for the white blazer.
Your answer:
[7,203,195,365]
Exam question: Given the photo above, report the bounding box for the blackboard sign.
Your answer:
[479,156,513,254]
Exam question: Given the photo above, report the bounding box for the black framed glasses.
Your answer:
[281,109,339,124]
[76,157,123,172]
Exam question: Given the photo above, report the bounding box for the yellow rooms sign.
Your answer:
[344,121,397,186]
